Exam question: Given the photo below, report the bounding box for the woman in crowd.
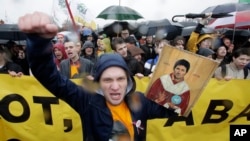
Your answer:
[53,43,68,70]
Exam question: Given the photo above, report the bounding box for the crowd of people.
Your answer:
[1,15,250,80]
[0,11,250,141]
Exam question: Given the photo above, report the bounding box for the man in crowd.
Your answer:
[214,48,250,80]
[111,37,144,78]
[18,11,177,141]
[60,40,94,79]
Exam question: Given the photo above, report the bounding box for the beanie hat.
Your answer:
[82,28,92,36]
[197,48,215,57]
[94,53,131,82]
[83,41,94,49]
[94,53,135,95]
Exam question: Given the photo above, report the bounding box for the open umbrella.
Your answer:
[218,28,250,47]
[178,21,198,27]
[207,10,250,29]
[96,5,144,21]
[201,2,250,14]
[181,26,215,37]
[99,21,138,37]
[0,24,27,40]
[220,28,250,37]
[134,19,182,40]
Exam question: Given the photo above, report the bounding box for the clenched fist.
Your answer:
[18,11,58,39]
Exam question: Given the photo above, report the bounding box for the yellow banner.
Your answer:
[147,79,250,141]
[0,74,250,141]
[0,75,83,141]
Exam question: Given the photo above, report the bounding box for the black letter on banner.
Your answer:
[0,94,30,122]
[33,96,59,125]
[202,100,233,124]
[230,104,250,122]
[164,111,194,126]
[7,139,21,141]
[64,119,73,132]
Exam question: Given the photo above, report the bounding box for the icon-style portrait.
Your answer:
[146,45,219,116]
[147,59,191,115]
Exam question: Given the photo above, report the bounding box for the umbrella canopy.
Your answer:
[181,26,215,37]
[134,19,182,40]
[218,28,250,47]
[99,21,138,37]
[0,39,26,45]
[207,10,250,29]
[96,5,144,21]
[201,3,250,14]
[0,24,27,40]
[220,28,250,37]
[178,21,198,27]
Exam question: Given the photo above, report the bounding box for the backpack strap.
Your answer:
[221,65,227,78]
[243,67,249,79]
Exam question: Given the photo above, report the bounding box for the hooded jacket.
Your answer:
[81,41,97,64]
[52,43,68,69]
[26,35,177,141]
[187,23,213,53]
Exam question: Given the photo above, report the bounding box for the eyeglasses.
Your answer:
[121,33,129,35]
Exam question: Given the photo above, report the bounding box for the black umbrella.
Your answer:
[96,5,144,21]
[201,3,250,14]
[220,28,250,37]
[178,21,198,27]
[219,28,250,47]
[181,26,215,37]
[0,24,27,40]
[99,21,138,37]
[135,19,182,40]
[172,13,232,22]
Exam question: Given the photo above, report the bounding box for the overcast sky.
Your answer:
[0,0,238,25]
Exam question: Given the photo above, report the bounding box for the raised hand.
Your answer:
[18,11,58,39]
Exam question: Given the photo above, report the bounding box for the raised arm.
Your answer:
[18,12,89,112]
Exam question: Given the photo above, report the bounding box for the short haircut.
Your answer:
[111,37,125,50]
[124,36,136,45]
[173,59,190,73]
[232,48,250,58]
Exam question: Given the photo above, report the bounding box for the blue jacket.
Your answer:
[26,35,177,141]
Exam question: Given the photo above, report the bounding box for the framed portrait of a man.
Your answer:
[146,45,219,116]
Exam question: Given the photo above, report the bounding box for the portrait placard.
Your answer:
[146,45,219,116]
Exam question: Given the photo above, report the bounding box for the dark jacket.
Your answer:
[26,35,177,141]
[60,57,94,79]
[124,52,143,76]
[0,61,23,74]
[140,43,156,62]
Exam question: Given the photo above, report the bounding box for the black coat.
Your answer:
[0,61,23,74]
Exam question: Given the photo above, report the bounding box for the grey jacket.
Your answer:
[59,57,94,79]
